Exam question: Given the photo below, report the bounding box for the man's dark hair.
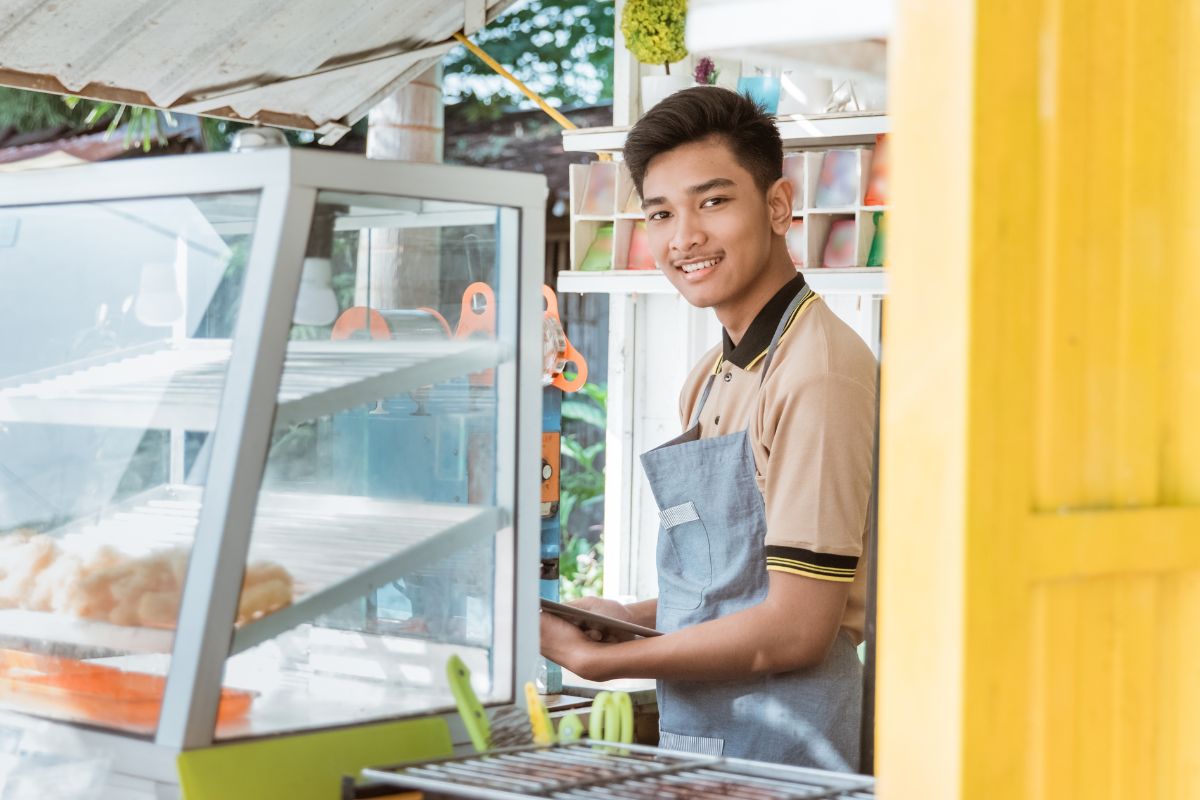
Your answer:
[623,86,783,198]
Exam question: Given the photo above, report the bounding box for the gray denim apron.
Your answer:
[639,287,862,770]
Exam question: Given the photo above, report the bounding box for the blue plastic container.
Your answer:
[737,75,782,115]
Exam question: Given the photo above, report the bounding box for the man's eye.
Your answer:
[701,196,727,208]
[648,210,670,221]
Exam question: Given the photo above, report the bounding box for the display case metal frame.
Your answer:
[0,148,546,759]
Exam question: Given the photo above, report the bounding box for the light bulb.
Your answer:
[134,262,183,326]
[293,257,338,326]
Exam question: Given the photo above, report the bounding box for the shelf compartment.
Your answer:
[0,485,503,657]
[0,338,510,432]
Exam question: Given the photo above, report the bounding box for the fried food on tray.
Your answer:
[0,532,57,608]
[0,533,293,628]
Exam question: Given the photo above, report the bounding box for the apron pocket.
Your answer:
[657,501,712,611]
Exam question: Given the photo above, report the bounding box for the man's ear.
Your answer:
[767,176,793,236]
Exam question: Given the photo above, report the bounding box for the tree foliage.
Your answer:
[0,84,332,153]
[0,87,181,151]
[559,379,607,599]
[443,0,614,121]
[0,87,88,131]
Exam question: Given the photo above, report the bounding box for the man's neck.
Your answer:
[718,259,798,345]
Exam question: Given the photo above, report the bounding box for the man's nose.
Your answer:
[670,211,705,254]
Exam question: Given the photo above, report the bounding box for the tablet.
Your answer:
[540,598,662,641]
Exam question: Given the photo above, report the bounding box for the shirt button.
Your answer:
[723,372,732,382]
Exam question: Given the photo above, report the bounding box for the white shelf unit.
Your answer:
[561,111,890,153]
[0,338,510,432]
[1,486,502,656]
[792,147,884,269]
[568,159,645,272]
[557,267,886,296]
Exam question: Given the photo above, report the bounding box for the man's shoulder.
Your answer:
[772,297,877,388]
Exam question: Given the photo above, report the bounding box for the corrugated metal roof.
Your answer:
[0,0,515,142]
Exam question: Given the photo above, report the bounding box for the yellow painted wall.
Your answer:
[880,0,1200,797]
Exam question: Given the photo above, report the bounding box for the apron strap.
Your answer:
[688,284,816,429]
[688,373,718,429]
[758,285,814,387]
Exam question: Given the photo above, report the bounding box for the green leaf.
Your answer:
[562,472,603,499]
[562,399,605,430]
[560,436,587,463]
[579,381,607,408]
[86,101,115,126]
[559,531,604,599]
[559,492,578,536]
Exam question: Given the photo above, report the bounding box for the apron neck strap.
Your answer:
[758,285,813,388]
[688,375,713,429]
[688,285,815,429]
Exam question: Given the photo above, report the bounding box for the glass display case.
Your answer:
[0,148,544,761]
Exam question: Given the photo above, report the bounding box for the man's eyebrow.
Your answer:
[641,177,736,210]
[687,177,736,195]
[641,195,666,209]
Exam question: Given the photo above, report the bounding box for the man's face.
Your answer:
[641,136,781,313]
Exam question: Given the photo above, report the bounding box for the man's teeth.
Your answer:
[681,258,719,274]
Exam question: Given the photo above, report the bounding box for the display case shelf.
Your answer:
[0,338,510,432]
[0,485,503,657]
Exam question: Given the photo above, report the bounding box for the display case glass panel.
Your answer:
[215,191,519,737]
[0,191,261,736]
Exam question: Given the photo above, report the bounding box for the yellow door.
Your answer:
[879,0,1200,797]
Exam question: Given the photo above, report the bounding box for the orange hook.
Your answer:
[543,286,587,393]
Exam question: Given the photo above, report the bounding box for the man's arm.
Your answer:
[540,571,848,682]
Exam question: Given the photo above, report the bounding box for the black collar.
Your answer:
[721,274,808,369]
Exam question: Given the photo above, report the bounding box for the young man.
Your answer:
[540,87,877,771]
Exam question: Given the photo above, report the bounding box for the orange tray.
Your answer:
[0,649,253,732]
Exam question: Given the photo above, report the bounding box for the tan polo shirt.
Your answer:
[678,281,877,643]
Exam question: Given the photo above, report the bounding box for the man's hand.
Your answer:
[567,597,636,641]
[540,610,607,679]
[571,596,659,629]
[569,596,635,620]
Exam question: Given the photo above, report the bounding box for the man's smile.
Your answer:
[674,255,723,277]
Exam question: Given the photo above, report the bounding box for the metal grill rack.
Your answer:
[361,742,876,800]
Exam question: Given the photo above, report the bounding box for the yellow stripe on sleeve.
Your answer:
[767,564,857,583]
